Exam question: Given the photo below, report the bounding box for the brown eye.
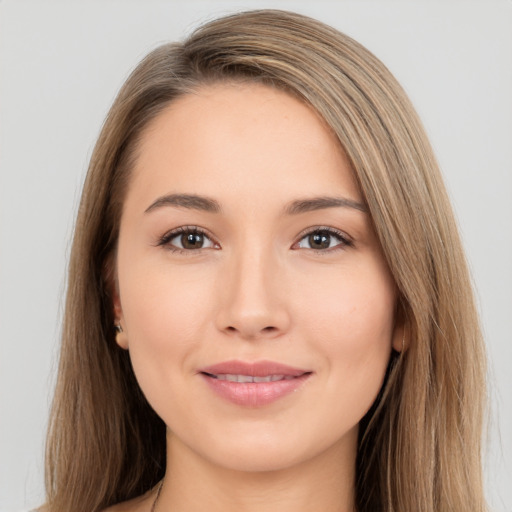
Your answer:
[308,232,331,250]
[158,227,217,252]
[181,232,205,249]
[296,228,351,251]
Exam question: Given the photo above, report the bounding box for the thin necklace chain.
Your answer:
[150,480,164,512]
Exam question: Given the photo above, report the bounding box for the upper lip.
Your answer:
[199,360,311,377]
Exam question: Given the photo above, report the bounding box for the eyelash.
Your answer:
[294,226,353,253]
[156,226,217,255]
[156,225,353,255]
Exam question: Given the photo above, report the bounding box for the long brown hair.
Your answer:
[44,9,487,512]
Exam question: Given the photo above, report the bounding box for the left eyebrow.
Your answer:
[283,196,367,215]
[144,193,222,214]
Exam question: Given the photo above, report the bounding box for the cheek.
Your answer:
[116,258,222,427]
[117,258,218,382]
[300,257,395,333]
[297,260,396,392]
[121,257,214,333]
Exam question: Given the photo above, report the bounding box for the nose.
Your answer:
[215,245,291,341]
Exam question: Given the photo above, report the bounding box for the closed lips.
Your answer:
[199,361,312,406]
[198,360,312,378]
[202,373,301,382]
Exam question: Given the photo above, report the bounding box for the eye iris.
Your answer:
[309,232,330,249]
[182,232,204,249]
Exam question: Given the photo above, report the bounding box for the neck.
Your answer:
[156,430,357,512]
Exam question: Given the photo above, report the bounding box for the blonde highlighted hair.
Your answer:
[45,9,487,512]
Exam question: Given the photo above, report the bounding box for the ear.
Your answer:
[112,287,129,350]
[105,254,129,350]
[391,323,406,353]
[391,299,408,354]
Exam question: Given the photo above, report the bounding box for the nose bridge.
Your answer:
[216,235,289,339]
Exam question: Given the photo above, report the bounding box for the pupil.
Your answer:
[182,233,203,249]
[310,232,330,249]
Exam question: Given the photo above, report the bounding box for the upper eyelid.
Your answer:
[161,225,215,241]
[157,225,352,252]
[293,227,353,254]
[295,226,351,242]
[155,226,217,251]
[160,226,349,242]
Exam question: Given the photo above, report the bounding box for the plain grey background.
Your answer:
[1,1,511,510]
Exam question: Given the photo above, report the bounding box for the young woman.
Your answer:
[43,9,487,512]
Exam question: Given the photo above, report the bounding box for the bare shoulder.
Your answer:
[102,492,154,512]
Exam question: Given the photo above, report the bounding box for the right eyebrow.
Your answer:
[283,195,367,215]
[144,193,222,214]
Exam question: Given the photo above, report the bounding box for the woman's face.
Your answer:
[115,83,401,473]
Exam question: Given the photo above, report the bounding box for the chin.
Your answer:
[185,423,356,475]
[205,445,310,474]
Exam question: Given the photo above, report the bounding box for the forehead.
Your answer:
[127,82,361,210]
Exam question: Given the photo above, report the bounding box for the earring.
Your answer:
[114,323,128,350]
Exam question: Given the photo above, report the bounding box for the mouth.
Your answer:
[198,360,312,407]
[202,373,299,382]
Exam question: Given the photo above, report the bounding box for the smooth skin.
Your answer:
[108,83,403,512]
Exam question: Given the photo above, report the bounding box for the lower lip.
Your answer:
[201,373,311,407]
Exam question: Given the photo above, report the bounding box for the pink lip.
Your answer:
[199,360,312,407]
